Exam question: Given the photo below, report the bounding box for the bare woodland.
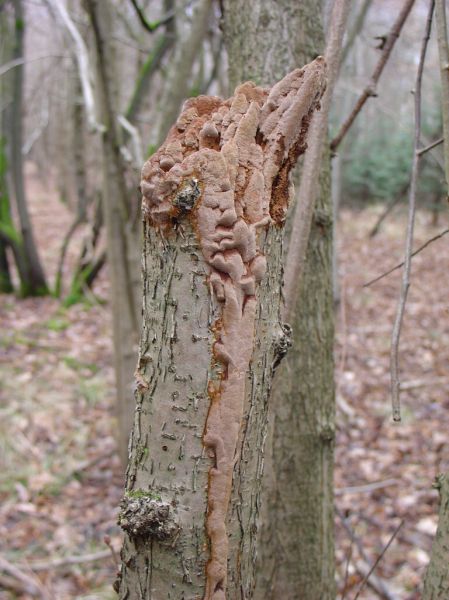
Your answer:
[1,0,449,599]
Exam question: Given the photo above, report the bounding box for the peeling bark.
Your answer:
[118,61,326,599]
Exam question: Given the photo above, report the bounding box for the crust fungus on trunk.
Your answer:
[118,58,326,600]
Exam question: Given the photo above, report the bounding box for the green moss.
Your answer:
[125,488,162,502]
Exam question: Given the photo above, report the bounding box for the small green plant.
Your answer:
[45,317,70,332]
[64,356,100,375]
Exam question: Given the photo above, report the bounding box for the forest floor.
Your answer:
[1,167,448,599]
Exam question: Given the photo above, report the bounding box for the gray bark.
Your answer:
[423,474,449,599]
[223,1,335,598]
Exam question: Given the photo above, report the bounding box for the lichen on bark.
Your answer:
[118,60,326,600]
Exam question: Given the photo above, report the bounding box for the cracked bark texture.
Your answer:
[223,1,336,598]
[117,62,326,599]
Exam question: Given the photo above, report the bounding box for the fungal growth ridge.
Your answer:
[141,57,326,600]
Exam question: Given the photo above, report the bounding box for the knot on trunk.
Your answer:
[173,178,201,214]
[118,492,179,541]
[272,322,293,371]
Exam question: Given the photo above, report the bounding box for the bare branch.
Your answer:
[435,0,449,190]
[0,556,49,599]
[340,0,373,66]
[47,0,104,132]
[390,0,435,422]
[129,0,175,34]
[118,114,144,166]
[364,227,449,287]
[330,0,416,152]
[417,136,444,156]
[336,509,401,600]
[283,0,351,320]
[335,478,399,496]
[23,550,112,572]
[353,520,404,600]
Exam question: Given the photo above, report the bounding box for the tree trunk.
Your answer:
[85,0,142,465]
[223,1,335,598]
[117,61,326,599]
[9,0,48,295]
[423,474,449,599]
[154,0,212,146]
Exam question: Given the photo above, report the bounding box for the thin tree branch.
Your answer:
[0,556,49,599]
[330,0,416,152]
[336,509,401,600]
[118,114,144,166]
[390,0,434,422]
[417,136,444,156]
[23,550,113,572]
[364,227,449,287]
[283,0,351,320]
[124,33,175,124]
[353,520,404,600]
[435,0,449,190]
[47,0,104,133]
[0,54,70,77]
[340,0,373,66]
[129,0,175,34]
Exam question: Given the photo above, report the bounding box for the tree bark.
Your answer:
[9,0,48,295]
[223,1,335,598]
[117,61,326,599]
[423,475,449,599]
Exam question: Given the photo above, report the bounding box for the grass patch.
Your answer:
[63,356,100,376]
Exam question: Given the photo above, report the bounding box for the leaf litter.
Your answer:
[1,169,449,598]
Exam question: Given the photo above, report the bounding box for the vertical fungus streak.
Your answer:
[140,58,326,599]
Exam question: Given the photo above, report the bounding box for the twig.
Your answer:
[118,114,144,166]
[0,556,49,598]
[435,0,449,190]
[417,136,444,156]
[353,520,404,600]
[390,0,436,421]
[330,0,416,152]
[23,550,112,572]
[0,54,70,77]
[364,228,449,287]
[104,535,119,567]
[129,0,175,34]
[335,478,399,496]
[283,0,351,320]
[336,509,400,600]
[400,376,449,390]
[340,0,373,66]
[369,181,410,238]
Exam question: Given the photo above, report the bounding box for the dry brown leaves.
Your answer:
[1,166,449,598]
